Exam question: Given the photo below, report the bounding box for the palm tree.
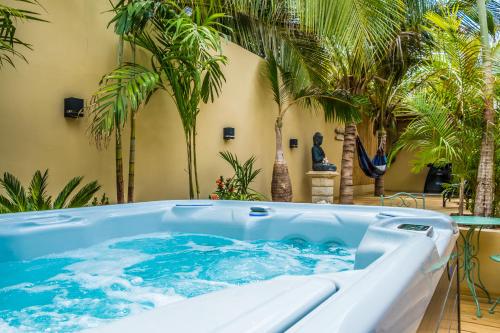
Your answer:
[89,0,167,203]
[133,6,228,199]
[261,52,316,201]
[261,53,294,202]
[91,2,227,200]
[391,9,485,215]
[0,0,45,68]
[0,170,101,213]
[261,38,363,202]
[474,0,496,216]
[89,63,160,201]
[323,40,373,204]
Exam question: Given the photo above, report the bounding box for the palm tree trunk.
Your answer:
[127,112,136,203]
[459,177,465,216]
[271,116,292,202]
[115,35,125,204]
[115,127,125,204]
[374,129,386,196]
[340,122,356,204]
[185,132,194,199]
[474,0,495,216]
[127,40,137,203]
[193,118,200,199]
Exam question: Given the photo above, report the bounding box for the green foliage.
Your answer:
[131,5,228,198]
[390,7,500,215]
[89,63,161,145]
[391,9,485,173]
[210,151,264,201]
[0,0,46,68]
[261,49,361,123]
[0,170,101,214]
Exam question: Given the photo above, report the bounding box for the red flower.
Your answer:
[210,193,220,200]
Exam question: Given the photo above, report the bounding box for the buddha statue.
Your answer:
[312,132,337,171]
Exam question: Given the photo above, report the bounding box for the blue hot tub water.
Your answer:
[0,232,355,332]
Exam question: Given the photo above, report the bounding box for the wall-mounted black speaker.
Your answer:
[223,127,235,140]
[289,138,298,148]
[64,97,84,118]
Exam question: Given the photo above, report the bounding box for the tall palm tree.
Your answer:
[0,0,45,68]
[261,49,353,202]
[89,0,167,203]
[324,41,373,204]
[132,6,228,199]
[91,2,226,200]
[108,0,167,203]
[474,0,496,216]
[262,53,294,202]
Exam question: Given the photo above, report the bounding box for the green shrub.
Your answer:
[0,170,101,213]
[210,151,264,201]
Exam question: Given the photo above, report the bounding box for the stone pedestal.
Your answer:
[306,171,339,204]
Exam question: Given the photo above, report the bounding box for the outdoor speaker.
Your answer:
[223,127,235,140]
[64,97,84,118]
[289,138,298,148]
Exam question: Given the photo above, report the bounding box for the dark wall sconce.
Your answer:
[289,138,298,148]
[223,127,235,140]
[64,97,84,118]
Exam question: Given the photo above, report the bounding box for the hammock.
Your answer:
[356,136,387,178]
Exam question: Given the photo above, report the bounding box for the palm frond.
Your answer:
[88,63,161,146]
[0,194,16,213]
[0,0,46,68]
[53,176,83,209]
[27,169,51,210]
[66,181,101,208]
[0,172,27,211]
[391,93,463,172]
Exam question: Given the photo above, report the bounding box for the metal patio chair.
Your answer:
[380,192,427,209]
[489,254,500,314]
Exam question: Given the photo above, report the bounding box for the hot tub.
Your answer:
[0,201,458,332]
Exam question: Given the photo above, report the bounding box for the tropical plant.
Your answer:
[131,6,228,199]
[0,0,45,68]
[261,47,357,202]
[90,2,236,202]
[89,63,160,202]
[89,0,169,203]
[0,170,101,213]
[323,39,375,204]
[210,151,263,201]
[220,0,409,204]
[391,8,486,215]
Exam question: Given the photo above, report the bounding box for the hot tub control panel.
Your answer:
[397,223,434,237]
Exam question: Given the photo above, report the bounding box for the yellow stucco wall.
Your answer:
[0,0,349,203]
[385,150,428,193]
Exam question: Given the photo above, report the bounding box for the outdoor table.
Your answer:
[451,215,500,317]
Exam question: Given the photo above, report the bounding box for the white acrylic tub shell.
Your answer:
[0,201,458,333]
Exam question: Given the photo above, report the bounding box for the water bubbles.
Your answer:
[0,232,355,332]
[130,277,143,286]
